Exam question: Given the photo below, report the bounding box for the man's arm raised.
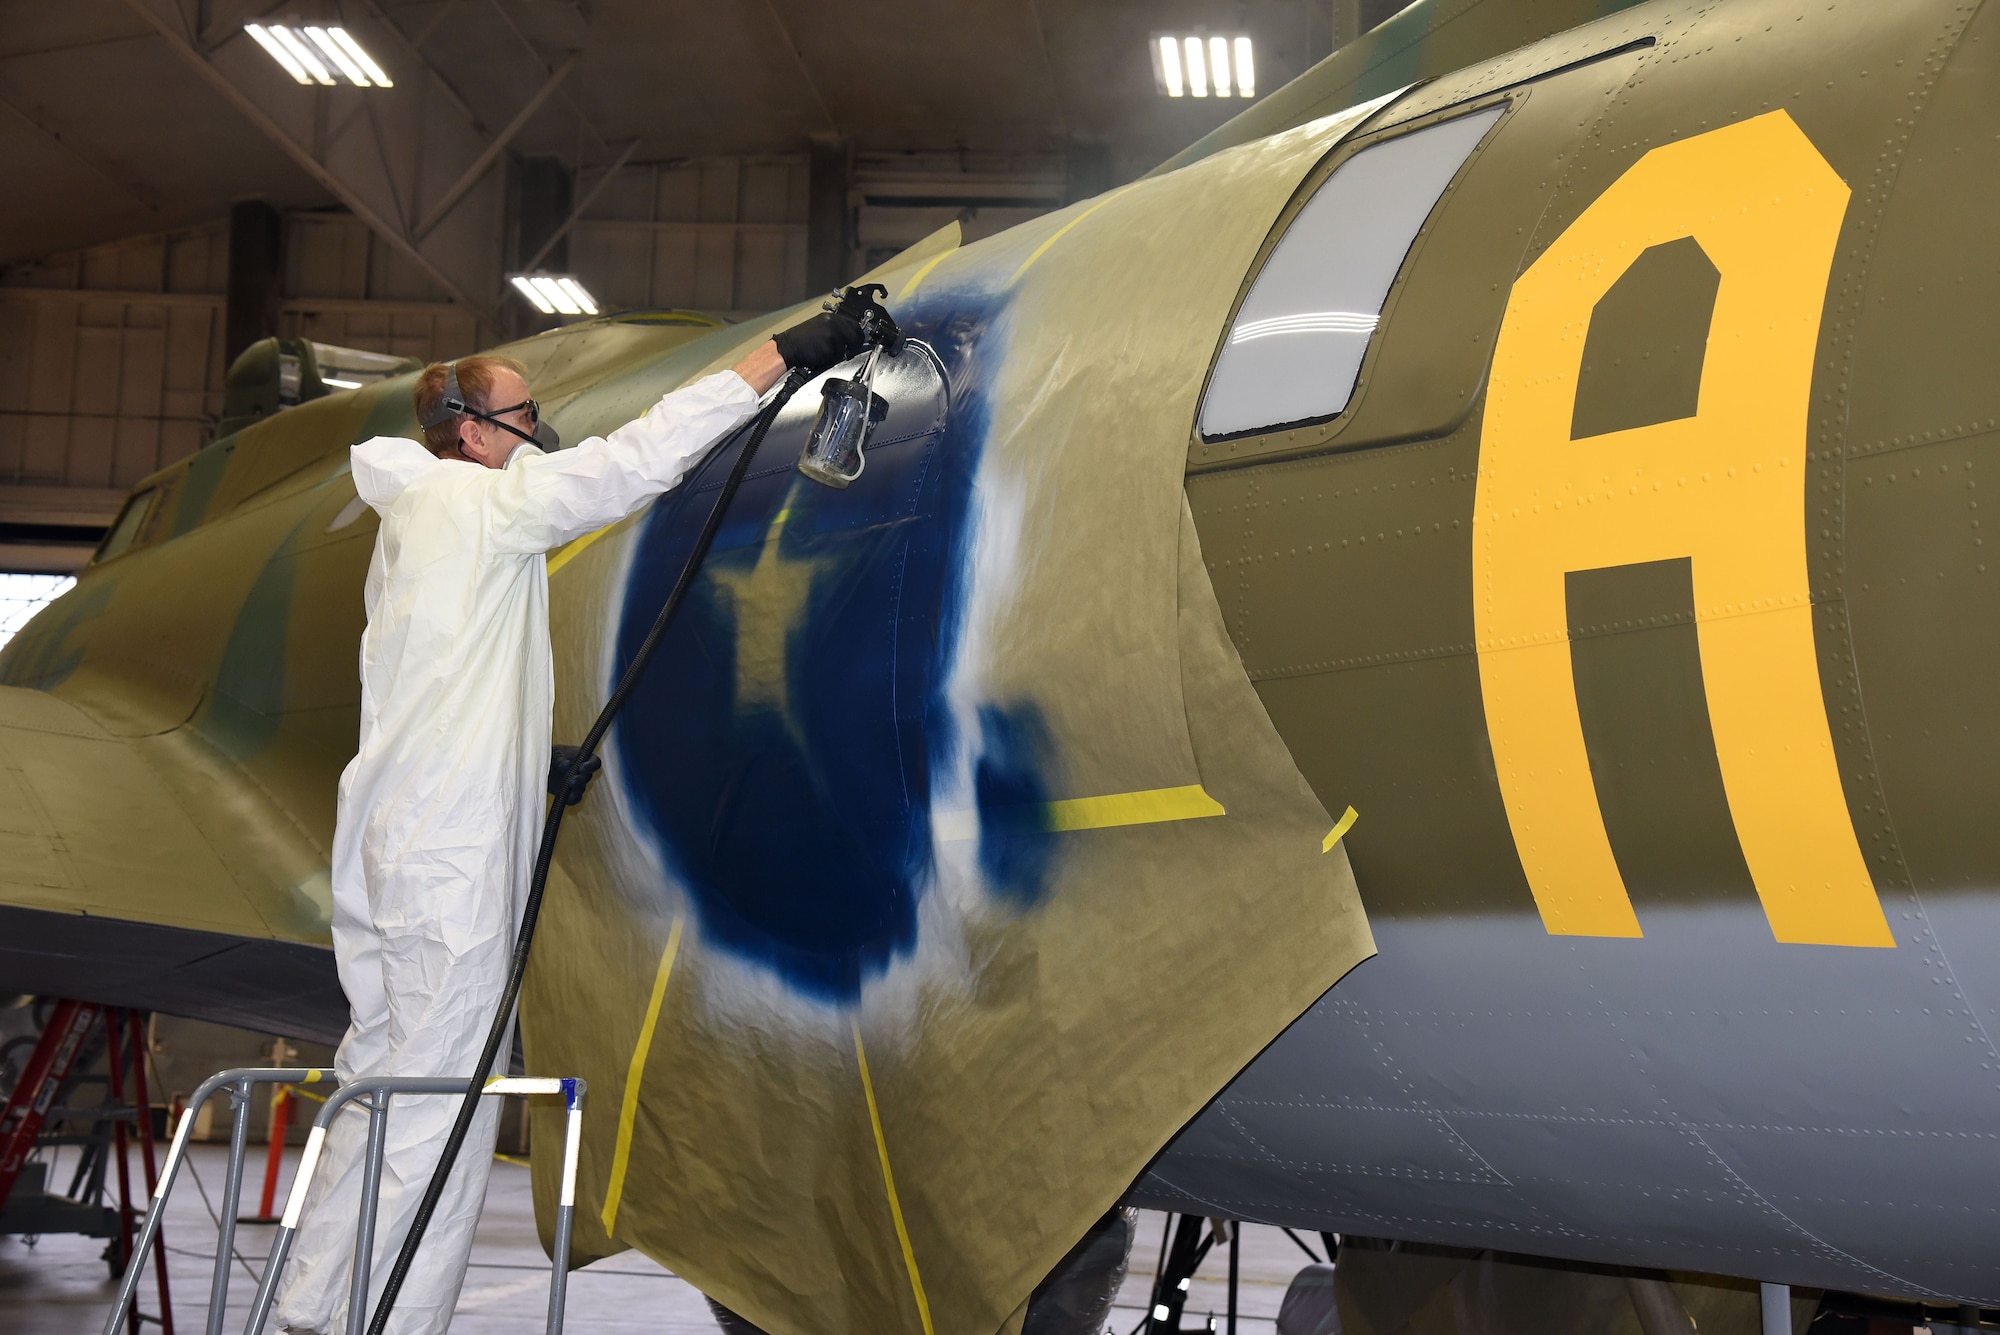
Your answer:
[488,305,874,555]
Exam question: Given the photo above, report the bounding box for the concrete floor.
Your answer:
[0,1142,1309,1334]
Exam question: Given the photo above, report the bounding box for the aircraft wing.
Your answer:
[0,682,346,1042]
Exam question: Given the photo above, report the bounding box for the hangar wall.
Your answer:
[0,216,474,570]
[0,146,1080,574]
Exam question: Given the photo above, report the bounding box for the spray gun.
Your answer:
[796,283,904,488]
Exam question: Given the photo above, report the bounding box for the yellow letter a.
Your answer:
[1475,111,1891,948]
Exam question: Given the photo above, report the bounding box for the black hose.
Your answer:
[365,366,810,1334]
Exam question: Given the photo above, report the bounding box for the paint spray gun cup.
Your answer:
[797,285,900,489]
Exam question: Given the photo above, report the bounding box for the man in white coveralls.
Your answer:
[276,304,869,1335]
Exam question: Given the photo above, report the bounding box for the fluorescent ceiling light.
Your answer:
[269,25,335,85]
[531,276,583,315]
[327,28,393,86]
[554,278,599,315]
[511,273,601,317]
[322,376,363,389]
[1152,34,1255,98]
[245,23,391,88]
[1158,35,1183,97]
[244,24,312,84]
[305,27,371,86]
[510,275,557,314]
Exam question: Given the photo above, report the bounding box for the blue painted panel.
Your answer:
[614,305,1041,1001]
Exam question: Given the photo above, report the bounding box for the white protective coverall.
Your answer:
[275,370,759,1335]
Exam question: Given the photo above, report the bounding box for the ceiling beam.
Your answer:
[413,51,579,241]
[119,0,490,316]
[517,139,640,275]
[356,0,489,138]
[0,93,162,212]
[761,0,838,135]
[1022,0,1070,139]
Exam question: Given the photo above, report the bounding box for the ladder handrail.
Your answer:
[242,1074,586,1335]
[107,1069,588,1335]
[101,1068,336,1335]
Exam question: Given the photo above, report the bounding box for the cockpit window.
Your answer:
[1198,105,1505,441]
[94,488,156,564]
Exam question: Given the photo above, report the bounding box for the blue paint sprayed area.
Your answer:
[974,703,1057,907]
[613,297,1058,1002]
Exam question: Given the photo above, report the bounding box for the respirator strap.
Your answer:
[420,361,469,430]
[421,362,556,450]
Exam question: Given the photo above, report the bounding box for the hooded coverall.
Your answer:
[274,370,759,1335]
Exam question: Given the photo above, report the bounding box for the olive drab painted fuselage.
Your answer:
[3,0,1998,1306]
[1156,0,2000,1302]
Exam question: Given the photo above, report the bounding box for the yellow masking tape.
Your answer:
[600,916,685,1236]
[1009,187,1132,286]
[900,250,953,300]
[934,784,1225,842]
[1321,806,1359,854]
[1045,783,1225,831]
[547,523,617,577]
[853,1021,935,1335]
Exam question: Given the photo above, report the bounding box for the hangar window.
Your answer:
[1198,105,1505,441]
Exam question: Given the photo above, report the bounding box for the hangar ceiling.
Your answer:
[0,0,1353,268]
[0,0,1403,571]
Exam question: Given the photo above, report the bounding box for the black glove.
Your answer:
[547,744,601,806]
[772,285,901,373]
[772,305,867,375]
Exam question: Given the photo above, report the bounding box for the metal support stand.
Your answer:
[210,1076,254,1335]
[1225,1223,1238,1335]
[1145,1214,1225,1335]
[344,1094,390,1335]
[105,1070,584,1335]
[102,1068,335,1335]
[237,1074,586,1335]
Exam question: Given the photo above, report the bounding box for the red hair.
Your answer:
[412,355,529,457]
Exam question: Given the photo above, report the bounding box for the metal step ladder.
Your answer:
[104,1068,586,1335]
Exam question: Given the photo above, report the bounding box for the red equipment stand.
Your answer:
[0,1001,174,1333]
[238,1038,295,1226]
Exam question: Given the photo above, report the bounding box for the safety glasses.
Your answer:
[482,398,540,427]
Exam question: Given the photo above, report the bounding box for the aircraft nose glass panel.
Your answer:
[1199,105,1504,440]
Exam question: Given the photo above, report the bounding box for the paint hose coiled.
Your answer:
[364,366,810,1335]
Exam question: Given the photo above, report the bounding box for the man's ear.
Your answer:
[456,417,484,460]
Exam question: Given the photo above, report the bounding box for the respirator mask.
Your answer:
[420,362,561,454]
